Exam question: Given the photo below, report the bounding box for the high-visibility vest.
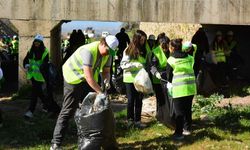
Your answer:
[214,43,226,62]
[167,55,197,98]
[152,46,167,84]
[11,40,18,54]
[226,40,237,54]
[27,48,49,82]
[63,41,109,84]
[123,55,146,83]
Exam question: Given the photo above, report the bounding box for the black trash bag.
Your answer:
[157,80,175,129]
[196,68,217,96]
[75,92,118,150]
[111,67,126,94]
[40,62,59,89]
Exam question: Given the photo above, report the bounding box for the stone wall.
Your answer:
[140,22,201,41]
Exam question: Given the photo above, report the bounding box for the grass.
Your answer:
[0,94,250,150]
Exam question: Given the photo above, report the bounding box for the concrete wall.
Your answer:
[0,0,250,25]
[1,0,250,88]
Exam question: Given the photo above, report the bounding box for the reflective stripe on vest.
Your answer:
[27,48,49,82]
[152,46,167,84]
[167,55,197,98]
[123,56,146,83]
[214,43,226,62]
[63,42,109,84]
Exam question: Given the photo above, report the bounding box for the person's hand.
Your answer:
[24,64,30,71]
[104,79,111,90]
[133,62,143,68]
[155,72,161,79]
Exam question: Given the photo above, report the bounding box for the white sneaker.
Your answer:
[50,144,62,150]
[183,129,191,135]
[24,111,33,118]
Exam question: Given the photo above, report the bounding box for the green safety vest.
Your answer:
[63,41,109,84]
[123,55,146,83]
[214,43,226,62]
[227,40,237,54]
[11,40,18,54]
[152,46,167,84]
[167,55,197,98]
[27,48,49,82]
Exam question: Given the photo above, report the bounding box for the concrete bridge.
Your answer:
[0,0,250,87]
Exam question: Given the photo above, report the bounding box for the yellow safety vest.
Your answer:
[63,41,109,84]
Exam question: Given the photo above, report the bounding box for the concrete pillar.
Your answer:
[10,20,61,88]
[50,21,63,69]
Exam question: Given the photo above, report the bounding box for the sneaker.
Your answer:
[172,134,184,140]
[50,143,62,150]
[183,129,191,136]
[24,111,33,119]
[134,121,147,129]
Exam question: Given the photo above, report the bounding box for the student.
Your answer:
[166,39,197,140]
[23,34,52,118]
[120,30,149,128]
[50,35,119,150]
[150,32,170,122]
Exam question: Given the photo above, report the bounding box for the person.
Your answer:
[10,35,19,61]
[50,35,119,150]
[210,31,228,87]
[147,34,157,50]
[225,30,244,79]
[120,30,149,129]
[191,28,209,76]
[63,29,78,63]
[150,33,170,122]
[115,27,130,63]
[165,38,197,140]
[23,34,52,118]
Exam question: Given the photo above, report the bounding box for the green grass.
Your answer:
[0,96,250,149]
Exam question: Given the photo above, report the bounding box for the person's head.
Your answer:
[226,30,234,42]
[99,35,119,56]
[215,30,223,42]
[13,35,18,40]
[126,30,147,59]
[169,38,183,53]
[33,34,44,48]
[120,28,125,33]
[157,33,170,51]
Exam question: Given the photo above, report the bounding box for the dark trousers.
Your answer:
[51,80,93,145]
[125,83,143,122]
[28,78,47,113]
[153,83,165,109]
[173,95,194,135]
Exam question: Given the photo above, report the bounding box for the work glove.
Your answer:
[133,62,143,68]
[24,64,30,70]
[155,72,162,79]
[103,79,111,90]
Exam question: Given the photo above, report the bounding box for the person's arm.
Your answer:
[120,50,142,70]
[83,66,102,93]
[166,62,173,82]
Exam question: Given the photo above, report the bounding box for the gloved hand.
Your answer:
[103,79,111,90]
[24,64,30,70]
[133,62,143,68]
[155,72,162,79]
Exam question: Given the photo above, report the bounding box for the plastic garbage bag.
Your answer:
[75,92,118,150]
[157,80,175,129]
[134,68,154,94]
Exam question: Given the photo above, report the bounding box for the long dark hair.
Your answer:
[125,30,147,59]
[29,40,46,60]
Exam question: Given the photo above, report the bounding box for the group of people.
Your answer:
[0,35,19,61]
[0,26,243,149]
